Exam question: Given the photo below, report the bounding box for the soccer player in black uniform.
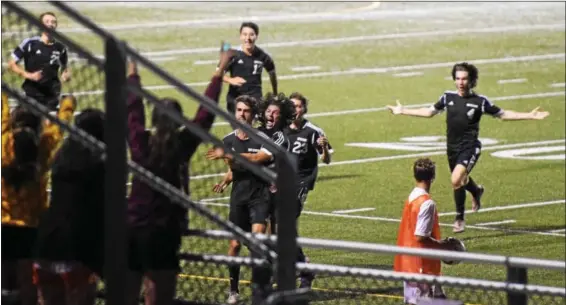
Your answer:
[8,12,70,112]
[223,22,278,114]
[284,92,332,288]
[387,62,550,233]
[207,93,294,303]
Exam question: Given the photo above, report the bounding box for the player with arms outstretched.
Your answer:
[387,62,550,233]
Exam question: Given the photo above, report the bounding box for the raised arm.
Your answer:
[181,45,235,159]
[126,62,148,163]
[39,95,77,167]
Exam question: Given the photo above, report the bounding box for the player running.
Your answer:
[386,62,550,233]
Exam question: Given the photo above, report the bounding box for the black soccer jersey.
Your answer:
[432,91,502,152]
[285,120,332,179]
[11,36,68,97]
[223,131,270,205]
[226,46,275,99]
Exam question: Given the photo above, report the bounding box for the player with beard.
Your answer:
[207,93,294,303]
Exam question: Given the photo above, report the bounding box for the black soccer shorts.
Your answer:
[229,199,270,232]
[448,146,482,174]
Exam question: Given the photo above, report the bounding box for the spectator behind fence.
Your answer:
[1,93,76,305]
[124,44,235,305]
[33,109,106,305]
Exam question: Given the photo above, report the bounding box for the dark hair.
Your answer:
[234,95,259,117]
[240,22,259,35]
[39,11,56,22]
[289,92,308,114]
[451,62,479,89]
[52,108,106,175]
[11,105,41,134]
[413,158,436,182]
[2,128,39,191]
[75,108,105,142]
[258,92,296,130]
[148,98,183,175]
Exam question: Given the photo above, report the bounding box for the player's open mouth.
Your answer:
[266,120,274,128]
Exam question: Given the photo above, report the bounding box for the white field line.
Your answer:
[322,139,566,167]
[332,208,376,214]
[497,78,528,84]
[302,203,566,238]
[475,220,517,226]
[438,200,566,216]
[393,71,423,78]
[123,24,566,58]
[200,196,230,202]
[3,5,556,36]
[291,66,321,72]
[68,53,566,97]
[187,197,565,237]
[549,83,566,88]
[54,23,566,62]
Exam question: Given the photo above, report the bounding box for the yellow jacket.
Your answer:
[1,93,76,227]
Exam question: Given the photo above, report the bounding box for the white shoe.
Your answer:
[453,220,465,233]
[227,291,240,304]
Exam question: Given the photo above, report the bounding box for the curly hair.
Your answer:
[258,92,296,130]
[451,62,479,89]
[413,158,436,182]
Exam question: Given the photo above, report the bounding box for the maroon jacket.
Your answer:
[126,73,221,228]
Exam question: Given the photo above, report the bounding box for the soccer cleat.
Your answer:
[471,185,484,212]
[227,291,240,304]
[453,220,465,233]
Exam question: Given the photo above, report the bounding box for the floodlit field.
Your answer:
[3,1,565,303]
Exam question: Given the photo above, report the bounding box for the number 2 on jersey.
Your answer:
[292,141,307,154]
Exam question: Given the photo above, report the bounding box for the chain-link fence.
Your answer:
[2,1,296,304]
[3,2,565,305]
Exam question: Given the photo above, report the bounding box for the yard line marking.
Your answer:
[46,138,566,194]
[323,139,566,167]
[68,54,566,97]
[197,202,229,207]
[5,6,557,35]
[475,220,517,226]
[549,82,566,88]
[393,71,423,78]
[438,199,565,216]
[497,78,527,84]
[291,66,321,72]
[548,228,566,233]
[125,24,566,57]
[194,59,218,65]
[302,204,566,238]
[332,208,376,214]
[200,196,230,202]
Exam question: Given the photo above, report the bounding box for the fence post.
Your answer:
[104,37,128,305]
[275,153,298,305]
[507,266,528,305]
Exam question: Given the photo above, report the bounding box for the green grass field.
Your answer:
[3,2,565,303]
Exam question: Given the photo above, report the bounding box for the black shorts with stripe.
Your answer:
[448,145,481,174]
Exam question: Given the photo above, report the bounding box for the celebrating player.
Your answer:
[223,22,278,114]
[386,62,550,233]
